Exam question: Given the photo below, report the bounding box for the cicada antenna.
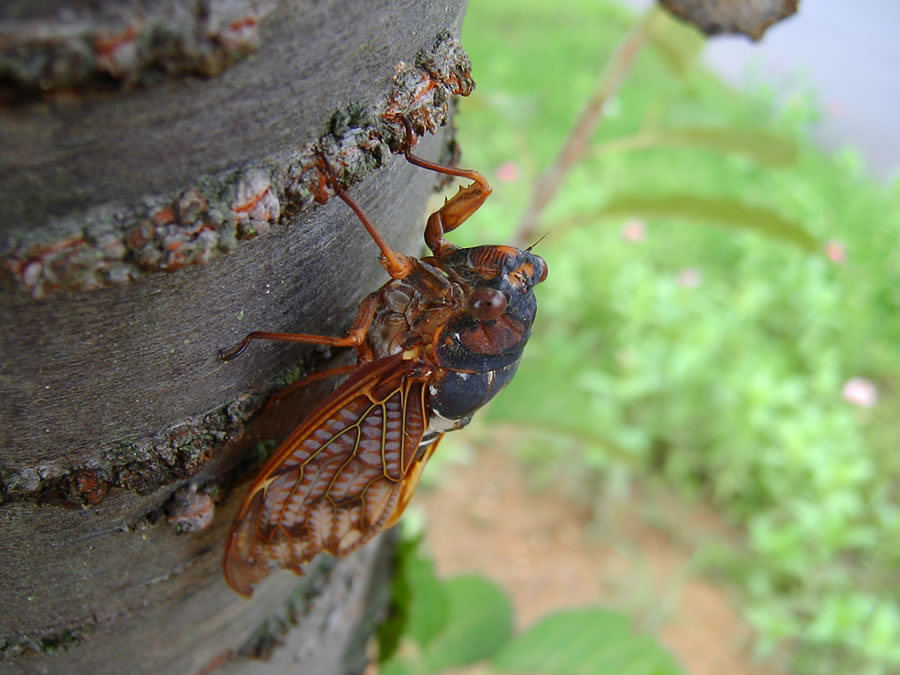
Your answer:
[525,231,550,252]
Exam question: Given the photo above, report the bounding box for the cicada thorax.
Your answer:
[362,244,546,429]
[364,258,462,361]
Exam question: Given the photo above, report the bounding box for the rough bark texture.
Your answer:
[0,0,468,672]
[659,0,798,40]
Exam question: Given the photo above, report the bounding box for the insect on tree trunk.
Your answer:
[0,1,470,672]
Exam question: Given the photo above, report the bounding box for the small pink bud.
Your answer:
[621,218,646,242]
[495,161,520,183]
[825,240,846,264]
[842,377,878,408]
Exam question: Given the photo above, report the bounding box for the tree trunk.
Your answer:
[0,1,469,672]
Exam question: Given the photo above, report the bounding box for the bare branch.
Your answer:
[512,10,657,248]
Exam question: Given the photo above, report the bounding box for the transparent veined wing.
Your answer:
[224,354,435,596]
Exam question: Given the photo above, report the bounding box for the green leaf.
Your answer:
[646,6,705,75]
[378,536,448,662]
[422,575,514,671]
[594,193,820,252]
[493,608,684,675]
[656,127,799,167]
[379,661,419,675]
[406,547,450,649]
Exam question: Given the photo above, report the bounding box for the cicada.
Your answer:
[222,120,548,596]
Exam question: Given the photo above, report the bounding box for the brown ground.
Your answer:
[413,440,780,675]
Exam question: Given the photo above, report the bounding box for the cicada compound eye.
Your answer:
[468,287,508,322]
[534,256,549,284]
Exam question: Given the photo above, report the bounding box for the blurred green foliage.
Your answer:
[446,1,900,673]
[380,534,683,674]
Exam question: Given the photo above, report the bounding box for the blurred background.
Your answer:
[380,2,900,674]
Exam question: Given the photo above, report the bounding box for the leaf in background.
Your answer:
[406,546,450,649]
[594,193,819,252]
[646,6,705,75]
[379,661,419,675]
[654,127,799,167]
[484,351,599,441]
[378,537,415,663]
[422,575,514,671]
[492,608,685,675]
[378,536,449,663]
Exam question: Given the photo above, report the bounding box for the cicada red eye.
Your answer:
[468,287,508,321]
[535,256,548,284]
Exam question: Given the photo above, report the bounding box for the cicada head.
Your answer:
[433,244,548,373]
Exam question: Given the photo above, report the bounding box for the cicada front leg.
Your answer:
[317,151,414,280]
[396,117,493,257]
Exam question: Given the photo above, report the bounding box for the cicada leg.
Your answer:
[263,361,360,410]
[397,117,493,258]
[317,152,414,280]
[221,292,379,361]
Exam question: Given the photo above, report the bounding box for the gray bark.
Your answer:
[0,0,468,672]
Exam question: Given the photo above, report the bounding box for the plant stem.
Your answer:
[512,10,656,248]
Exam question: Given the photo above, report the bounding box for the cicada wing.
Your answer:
[224,355,430,597]
[384,434,443,529]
